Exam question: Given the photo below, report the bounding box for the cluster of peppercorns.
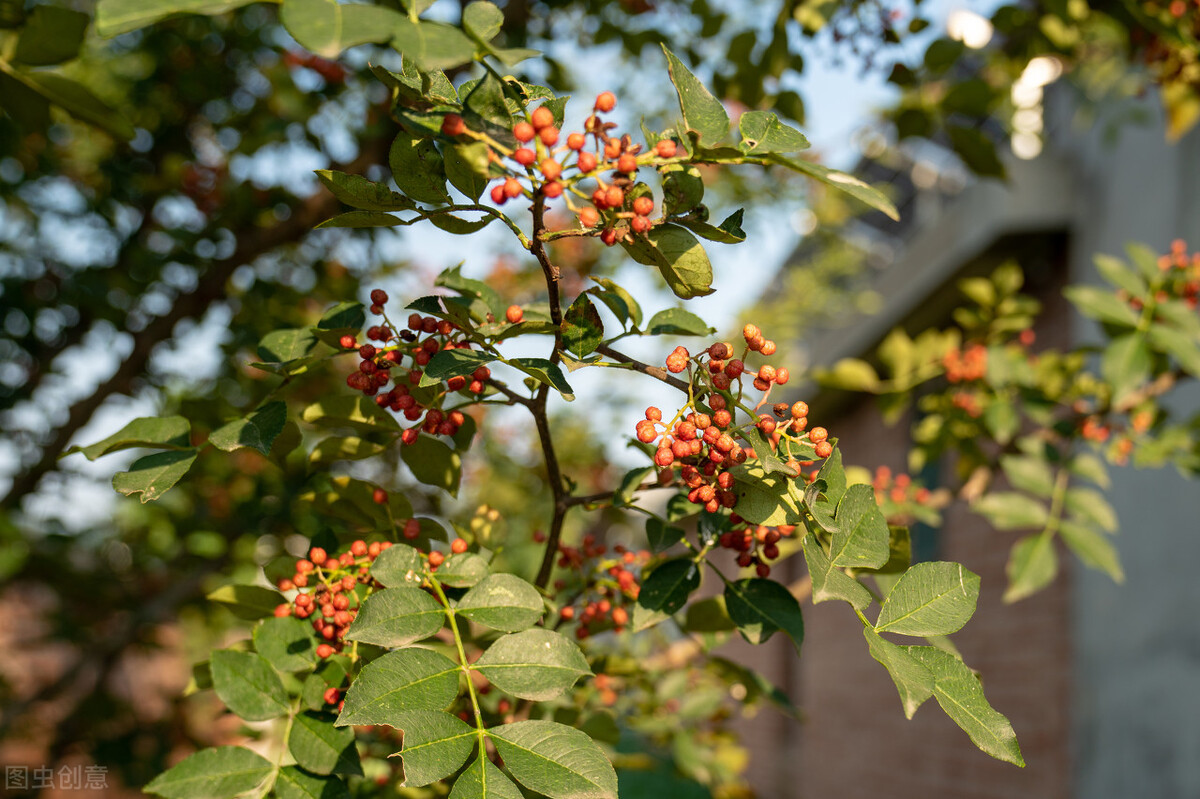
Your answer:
[716,517,798,578]
[339,288,486,445]
[553,535,648,640]
[274,541,394,678]
[441,91,682,247]
[942,344,988,383]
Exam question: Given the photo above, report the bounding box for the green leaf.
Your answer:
[613,467,653,507]
[371,544,424,587]
[290,711,364,776]
[723,578,804,654]
[444,142,491,202]
[302,396,401,432]
[622,225,714,300]
[336,649,461,726]
[113,449,199,503]
[71,416,191,460]
[401,435,462,495]
[461,1,504,42]
[456,574,545,632]
[509,357,575,400]
[488,720,618,799]
[474,629,591,701]
[946,124,1006,179]
[903,647,1024,766]
[449,756,523,799]
[144,746,273,799]
[308,437,388,466]
[345,587,446,648]
[316,211,402,229]
[645,517,686,552]
[737,110,809,155]
[972,492,1049,530]
[462,72,510,128]
[562,294,604,358]
[281,0,403,58]
[316,170,416,211]
[801,532,871,611]
[661,46,729,145]
[421,349,495,387]
[673,209,747,244]
[590,278,643,328]
[10,71,134,139]
[1003,533,1057,603]
[1064,285,1140,327]
[254,616,317,672]
[660,164,705,216]
[815,357,881,391]
[816,448,847,507]
[1063,487,1117,533]
[257,328,320,365]
[1059,521,1124,583]
[874,562,980,636]
[435,553,489,588]
[983,397,1020,445]
[436,265,505,318]
[207,584,285,620]
[769,156,899,220]
[302,658,351,711]
[646,308,711,336]
[389,135,450,204]
[95,0,259,37]
[390,711,476,787]
[1101,333,1151,404]
[274,767,349,799]
[210,650,290,722]
[999,455,1054,499]
[862,626,933,719]
[682,595,735,632]
[1093,253,1146,296]
[14,6,88,66]
[730,465,801,526]
[633,558,701,631]
[1148,322,1200,377]
[390,19,477,73]
[209,402,287,456]
[1069,453,1110,489]
[830,485,890,569]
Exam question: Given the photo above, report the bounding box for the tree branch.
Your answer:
[595,343,692,393]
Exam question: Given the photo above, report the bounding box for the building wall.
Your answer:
[1056,96,1200,799]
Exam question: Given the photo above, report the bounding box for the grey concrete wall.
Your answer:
[1052,91,1200,799]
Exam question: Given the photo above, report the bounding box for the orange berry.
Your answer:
[577,151,597,172]
[513,147,536,166]
[594,91,616,112]
[531,106,555,129]
[655,139,677,158]
[604,186,625,207]
[506,305,524,324]
[538,126,559,146]
[542,180,563,198]
[617,153,638,173]
[503,177,522,199]
[540,158,562,180]
[567,132,586,150]
[451,538,469,554]
[579,207,600,227]
[428,550,445,567]
[632,196,654,216]
[441,114,465,136]
[513,121,535,142]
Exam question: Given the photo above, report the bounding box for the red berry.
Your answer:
[815,441,833,459]
[540,158,562,180]
[761,339,777,356]
[632,196,654,216]
[791,401,808,419]
[579,207,600,227]
[577,151,597,172]
[531,106,555,130]
[339,334,357,349]
[506,305,524,324]
[451,538,469,554]
[370,289,388,306]
[309,547,327,566]
[372,488,387,505]
[594,91,616,112]
[274,603,292,618]
[428,551,445,567]
[810,427,828,444]
[758,364,776,383]
[655,139,678,158]
[538,126,559,146]
[617,153,638,174]
[567,132,586,150]
[441,114,466,136]
[513,147,536,166]
[316,644,335,658]
[503,177,523,199]
[323,687,341,705]
[604,186,625,208]
[775,367,790,384]
[742,324,760,342]
[513,121,535,142]
[490,184,507,204]
[351,539,368,556]
[404,518,421,539]
[631,216,651,233]
[599,228,618,246]
[542,180,563,198]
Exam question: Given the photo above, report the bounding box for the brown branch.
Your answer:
[595,343,692,393]
[1,141,388,510]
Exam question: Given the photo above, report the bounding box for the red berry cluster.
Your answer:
[554,535,648,640]
[716,518,798,578]
[943,344,988,383]
[440,91,682,247]
[339,289,484,445]
[274,541,394,675]
[636,326,834,513]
